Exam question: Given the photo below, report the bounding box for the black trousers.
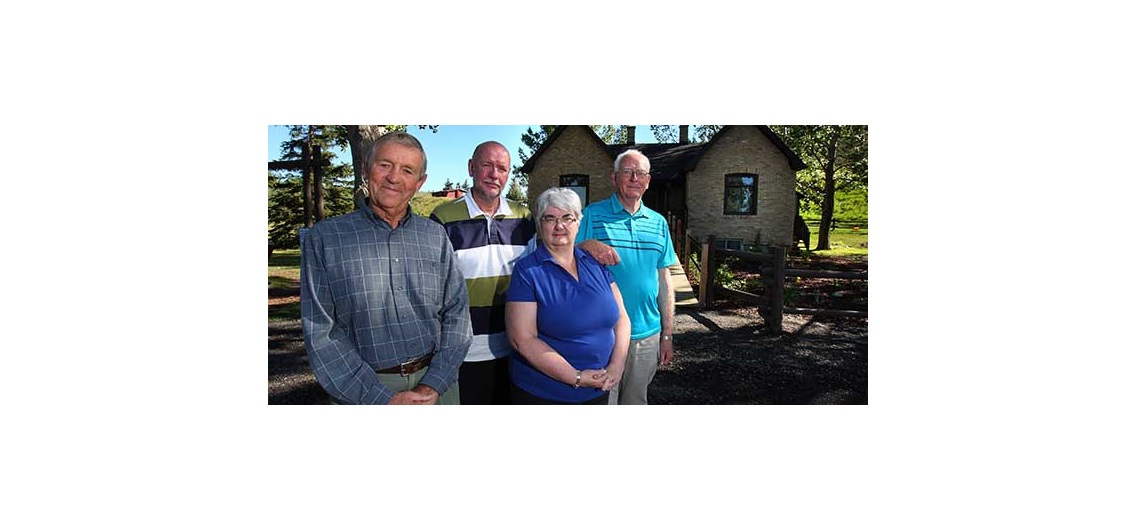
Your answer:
[511,383,609,405]
[459,357,512,405]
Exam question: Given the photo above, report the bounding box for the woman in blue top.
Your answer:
[505,188,630,404]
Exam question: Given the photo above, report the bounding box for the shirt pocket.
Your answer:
[406,258,443,306]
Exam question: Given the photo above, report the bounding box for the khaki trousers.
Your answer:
[607,333,659,405]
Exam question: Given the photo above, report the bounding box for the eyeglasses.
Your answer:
[616,169,649,180]
[540,214,578,226]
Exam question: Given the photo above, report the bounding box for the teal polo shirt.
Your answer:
[576,194,677,340]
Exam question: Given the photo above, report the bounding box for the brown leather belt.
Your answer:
[376,354,433,376]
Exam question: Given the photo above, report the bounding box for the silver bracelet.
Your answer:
[573,370,581,389]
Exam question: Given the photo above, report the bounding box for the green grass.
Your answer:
[269,249,301,321]
[805,226,868,257]
[269,302,301,321]
[269,249,301,268]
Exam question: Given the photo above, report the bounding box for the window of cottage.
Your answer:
[723,173,757,215]
[714,238,744,251]
[560,174,589,205]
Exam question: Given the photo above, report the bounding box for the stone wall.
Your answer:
[526,125,798,250]
[526,126,614,206]
[685,126,796,249]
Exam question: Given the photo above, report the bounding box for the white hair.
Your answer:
[613,148,650,172]
[535,187,582,221]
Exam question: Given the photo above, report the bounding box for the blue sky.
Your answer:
[267,125,661,193]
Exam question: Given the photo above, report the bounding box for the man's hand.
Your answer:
[578,239,620,266]
[388,384,440,405]
[659,337,674,366]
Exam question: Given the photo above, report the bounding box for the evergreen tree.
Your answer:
[269,126,355,249]
[506,180,526,205]
[511,125,557,191]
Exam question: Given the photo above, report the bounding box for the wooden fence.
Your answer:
[682,233,867,334]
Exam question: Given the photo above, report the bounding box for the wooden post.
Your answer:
[676,219,685,266]
[768,245,786,334]
[699,235,715,307]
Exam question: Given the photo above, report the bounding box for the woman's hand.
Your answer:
[599,364,623,391]
[579,368,611,389]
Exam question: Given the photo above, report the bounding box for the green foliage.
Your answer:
[269,126,357,248]
[714,256,763,293]
[771,125,868,251]
[506,180,526,204]
[268,167,355,249]
[649,125,724,143]
[591,125,624,144]
[715,257,742,290]
[772,125,868,205]
[651,125,677,142]
[801,188,868,223]
[512,125,557,191]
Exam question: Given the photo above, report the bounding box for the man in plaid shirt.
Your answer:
[301,131,472,404]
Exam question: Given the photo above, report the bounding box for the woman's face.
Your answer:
[538,205,578,249]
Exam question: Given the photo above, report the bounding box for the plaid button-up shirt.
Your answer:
[301,207,472,404]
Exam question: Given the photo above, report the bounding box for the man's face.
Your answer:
[367,142,426,216]
[612,153,651,202]
[468,144,511,203]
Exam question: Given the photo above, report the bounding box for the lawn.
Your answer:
[269,250,300,320]
[805,224,867,257]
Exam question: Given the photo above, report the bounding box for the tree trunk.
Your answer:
[346,125,388,211]
[302,142,312,228]
[815,129,839,250]
[313,144,325,221]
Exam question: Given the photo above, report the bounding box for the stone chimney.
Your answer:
[679,125,689,144]
[626,125,636,144]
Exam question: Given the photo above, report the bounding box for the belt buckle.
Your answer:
[398,356,418,376]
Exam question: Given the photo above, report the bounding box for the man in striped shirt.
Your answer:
[430,141,536,404]
[576,148,678,405]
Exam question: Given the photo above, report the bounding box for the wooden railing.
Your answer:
[686,234,867,334]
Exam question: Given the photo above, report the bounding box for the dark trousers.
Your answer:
[511,383,609,405]
[459,357,512,405]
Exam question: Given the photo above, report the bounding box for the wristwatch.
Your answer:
[661,335,672,341]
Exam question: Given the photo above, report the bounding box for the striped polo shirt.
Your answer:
[576,194,677,340]
[430,193,536,362]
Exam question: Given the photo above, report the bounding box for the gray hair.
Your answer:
[613,148,650,173]
[535,187,582,221]
[365,131,428,179]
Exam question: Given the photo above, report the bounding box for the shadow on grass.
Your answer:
[269,303,300,320]
[269,251,301,268]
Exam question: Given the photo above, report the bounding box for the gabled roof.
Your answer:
[518,125,611,173]
[608,142,709,182]
[519,125,807,180]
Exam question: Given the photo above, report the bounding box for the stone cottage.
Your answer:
[519,125,806,251]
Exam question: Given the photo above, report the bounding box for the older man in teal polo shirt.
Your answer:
[576,148,677,405]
